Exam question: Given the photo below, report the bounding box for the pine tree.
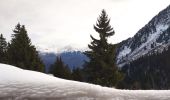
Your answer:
[7,23,45,72]
[72,67,83,82]
[84,9,123,87]
[0,34,7,63]
[50,57,72,79]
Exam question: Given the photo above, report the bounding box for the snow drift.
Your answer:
[0,64,170,100]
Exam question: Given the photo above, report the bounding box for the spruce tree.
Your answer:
[8,23,45,72]
[50,57,72,79]
[84,9,123,87]
[0,34,7,63]
[72,67,83,82]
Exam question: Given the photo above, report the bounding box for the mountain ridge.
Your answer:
[116,4,170,67]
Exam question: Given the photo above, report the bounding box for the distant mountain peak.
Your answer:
[37,45,87,55]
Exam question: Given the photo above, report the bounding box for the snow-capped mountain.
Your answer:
[1,63,170,100]
[116,5,170,67]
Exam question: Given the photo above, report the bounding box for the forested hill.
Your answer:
[120,45,170,89]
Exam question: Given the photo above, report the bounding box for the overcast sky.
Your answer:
[0,0,170,52]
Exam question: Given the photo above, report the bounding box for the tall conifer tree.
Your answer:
[84,10,123,87]
[0,34,7,63]
[50,57,72,79]
[8,23,45,72]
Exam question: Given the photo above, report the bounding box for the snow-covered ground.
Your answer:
[0,64,170,100]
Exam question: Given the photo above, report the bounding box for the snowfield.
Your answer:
[0,64,170,100]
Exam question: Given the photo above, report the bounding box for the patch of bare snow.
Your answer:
[117,46,131,59]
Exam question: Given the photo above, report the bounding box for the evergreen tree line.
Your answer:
[1,9,168,89]
[118,46,170,89]
[1,10,123,88]
[0,23,45,72]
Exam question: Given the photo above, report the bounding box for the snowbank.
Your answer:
[0,63,170,100]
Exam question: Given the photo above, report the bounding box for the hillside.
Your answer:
[116,5,170,67]
[115,4,170,89]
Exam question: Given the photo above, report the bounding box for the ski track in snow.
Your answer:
[0,64,170,100]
